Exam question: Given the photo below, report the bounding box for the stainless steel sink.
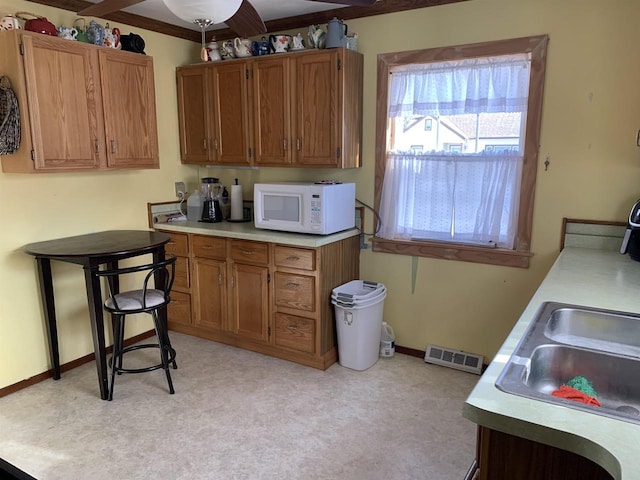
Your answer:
[496,302,640,424]
[545,305,640,357]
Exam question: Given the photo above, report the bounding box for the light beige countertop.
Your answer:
[463,247,640,479]
[153,220,360,248]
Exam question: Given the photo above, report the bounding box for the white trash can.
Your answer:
[332,281,386,371]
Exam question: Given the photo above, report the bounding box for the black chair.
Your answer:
[97,256,177,401]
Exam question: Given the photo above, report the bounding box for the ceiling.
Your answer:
[26,0,468,42]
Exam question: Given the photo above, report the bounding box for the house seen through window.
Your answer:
[373,36,549,268]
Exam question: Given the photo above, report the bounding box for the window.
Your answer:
[372,35,549,268]
[424,118,433,131]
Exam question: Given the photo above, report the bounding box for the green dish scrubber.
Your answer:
[564,375,597,398]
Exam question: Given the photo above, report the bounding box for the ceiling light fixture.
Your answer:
[162,0,243,60]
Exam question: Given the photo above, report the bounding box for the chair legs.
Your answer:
[152,311,175,395]
[108,310,176,400]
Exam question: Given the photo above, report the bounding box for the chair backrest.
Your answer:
[96,256,177,313]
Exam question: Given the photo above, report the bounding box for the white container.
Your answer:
[332,280,386,302]
[333,292,386,371]
[187,190,204,221]
[331,289,386,308]
[380,321,395,358]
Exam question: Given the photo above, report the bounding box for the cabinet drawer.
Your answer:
[193,235,226,259]
[174,256,190,289]
[274,246,315,271]
[168,290,191,325]
[274,272,315,312]
[275,313,315,353]
[230,240,269,265]
[165,232,189,256]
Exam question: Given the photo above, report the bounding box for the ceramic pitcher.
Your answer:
[269,34,291,54]
[234,38,253,57]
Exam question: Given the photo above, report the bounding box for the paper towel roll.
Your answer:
[230,184,243,220]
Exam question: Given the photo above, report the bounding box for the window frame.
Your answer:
[372,35,549,268]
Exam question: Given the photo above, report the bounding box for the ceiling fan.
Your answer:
[77,0,379,39]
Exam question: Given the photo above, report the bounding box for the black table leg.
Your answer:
[36,258,60,379]
[84,265,109,400]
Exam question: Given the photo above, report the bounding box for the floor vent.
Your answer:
[424,344,483,375]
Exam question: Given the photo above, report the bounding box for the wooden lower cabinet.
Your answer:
[158,230,359,369]
[472,426,613,480]
[193,257,226,331]
[164,232,191,326]
[230,262,269,342]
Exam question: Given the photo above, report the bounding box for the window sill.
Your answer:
[371,237,532,268]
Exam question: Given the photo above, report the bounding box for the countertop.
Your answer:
[153,220,360,248]
[463,247,640,479]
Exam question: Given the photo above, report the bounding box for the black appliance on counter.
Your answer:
[201,177,223,223]
[620,199,640,260]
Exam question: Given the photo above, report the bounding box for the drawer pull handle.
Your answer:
[168,241,176,246]
[287,325,299,331]
[286,283,299,289]
[241,250,255,255]
[287,256,300,261]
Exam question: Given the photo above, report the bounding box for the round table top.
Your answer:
[24,230,170,258]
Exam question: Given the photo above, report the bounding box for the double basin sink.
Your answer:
[496,302,640,424]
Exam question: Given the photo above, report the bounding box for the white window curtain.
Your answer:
[379,54,531,249]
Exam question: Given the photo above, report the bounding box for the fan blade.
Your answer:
[309,0,378,5]
[225,0,266,38]
[78,0,145,16]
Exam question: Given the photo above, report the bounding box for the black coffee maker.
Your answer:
[201,177,223,223]
[620,199,640,260]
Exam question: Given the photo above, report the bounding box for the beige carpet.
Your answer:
[0,333,479,480]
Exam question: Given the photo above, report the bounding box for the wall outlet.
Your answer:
[175,181,186,197]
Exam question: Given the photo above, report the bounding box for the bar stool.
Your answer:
[97,256,177,400]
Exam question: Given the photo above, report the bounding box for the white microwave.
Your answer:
[254,182,356,235]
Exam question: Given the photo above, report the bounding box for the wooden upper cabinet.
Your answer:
[98,49,159,168]
[294,51,338,167]
[253,56,291,166]
[210,61,252,166]
[176,65,210,164]
[14,33,103,171]
[176,62,251,166]
[0,30,159,173]
[176,48,362,169]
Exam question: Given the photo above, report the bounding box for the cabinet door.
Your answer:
[210,61,252,166]
[253,56,291,166]
[21,35,103,170]
[176,66,211,164]
[194,257,227,331]
[294,51,340,167]
[98,49,159,168]
[230,262,269,342]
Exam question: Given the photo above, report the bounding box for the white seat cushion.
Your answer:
[105,289,166,311]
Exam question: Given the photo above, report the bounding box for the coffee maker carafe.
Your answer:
[201,177,223,223]
[620,198,640,260]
